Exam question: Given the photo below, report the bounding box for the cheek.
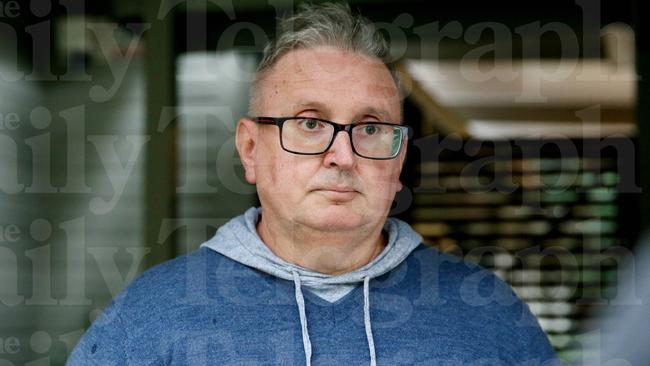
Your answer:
[363,163,403,200]
[255,134,282,182]
[270,160,299,195]
[256,158,294,211]
[374,162,402,186]
[256,149,314,199]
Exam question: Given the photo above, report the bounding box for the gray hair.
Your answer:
[248,2,401,116]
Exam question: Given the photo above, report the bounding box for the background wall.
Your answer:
[0,0,646,365]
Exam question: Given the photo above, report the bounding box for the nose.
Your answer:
[323,130,356,169]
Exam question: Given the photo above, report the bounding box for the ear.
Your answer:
[236,118,258,184]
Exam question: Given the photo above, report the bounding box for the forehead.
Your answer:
[258,47,401,120]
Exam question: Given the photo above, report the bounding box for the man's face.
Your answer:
[238,46,405,233]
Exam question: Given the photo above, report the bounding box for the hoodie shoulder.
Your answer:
[405,244,558,364]
[407,244,525,313]
[114,247,230,311]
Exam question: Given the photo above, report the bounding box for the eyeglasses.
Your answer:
[252,117,409,160]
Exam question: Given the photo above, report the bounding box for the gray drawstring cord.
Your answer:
[363,276,377,366]
[291,271,376,366]
[292,270,312,366]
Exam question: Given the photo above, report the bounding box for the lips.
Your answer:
[313,186,359,201]
[322,187,356,193]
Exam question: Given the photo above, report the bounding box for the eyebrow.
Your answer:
[289,100,394,121]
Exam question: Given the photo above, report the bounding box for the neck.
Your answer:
[256,213,387,275]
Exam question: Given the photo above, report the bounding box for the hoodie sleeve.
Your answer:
[66,299,128,366]
[503,283,563,366]
[519,306,563,366]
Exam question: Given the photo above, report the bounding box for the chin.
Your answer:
[296,204,363,231]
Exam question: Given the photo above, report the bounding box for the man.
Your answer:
[68,3,560,365]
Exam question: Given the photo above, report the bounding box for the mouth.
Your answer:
[312,186,359,202]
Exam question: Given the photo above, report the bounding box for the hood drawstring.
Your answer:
[292,270,312,366]
[363,276,377,366]
[291,270,377,366]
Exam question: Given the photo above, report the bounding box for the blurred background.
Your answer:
[0,0,648,364]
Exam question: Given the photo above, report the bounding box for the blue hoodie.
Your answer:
[67,207,560,365]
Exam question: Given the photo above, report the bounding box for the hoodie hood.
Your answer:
[200,207,423,366]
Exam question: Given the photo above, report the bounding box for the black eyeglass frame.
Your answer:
[252,116,410,160]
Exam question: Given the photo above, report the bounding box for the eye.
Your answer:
[304,119,319,129]
[296,118,328,132]
[362,125,379,135]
